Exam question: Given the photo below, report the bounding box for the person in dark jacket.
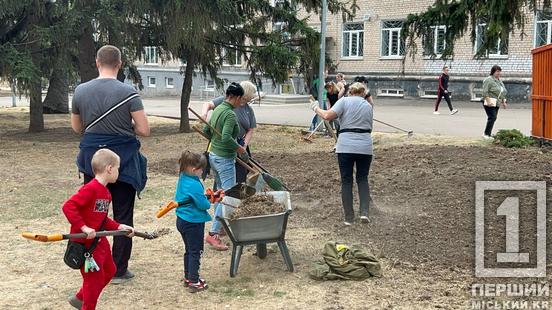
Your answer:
[433,66,458,115]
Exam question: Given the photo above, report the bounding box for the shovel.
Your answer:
[190,108,290,192]
[22,230,158,242]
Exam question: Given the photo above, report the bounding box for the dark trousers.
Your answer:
[176,217,205,283]
[483,105,500,136]
[235,144,251,183]
[84,174,136,277]
[337,153,373,222]
[434,89,453,111]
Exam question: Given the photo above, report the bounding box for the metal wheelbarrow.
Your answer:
[216,191,294,277]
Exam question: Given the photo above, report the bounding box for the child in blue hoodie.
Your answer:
[174,151,214,293]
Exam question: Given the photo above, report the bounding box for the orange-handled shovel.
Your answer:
[22,230,158,242]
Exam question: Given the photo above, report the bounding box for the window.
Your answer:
[475,23,508,57]
[148,77,156,88]
[536,11,552,47]
[423,26,447,56]
[381,20,405,57]
[342,23,364,58]
[144,46,158,64]
[223,47,243,66]
[165,77,174,89]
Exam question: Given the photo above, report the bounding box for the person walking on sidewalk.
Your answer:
[433,66,458,115]
[482,65,508,139]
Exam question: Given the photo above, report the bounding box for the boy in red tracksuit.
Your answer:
[63,149,135,310]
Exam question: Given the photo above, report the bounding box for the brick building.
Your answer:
[303,1,552,102]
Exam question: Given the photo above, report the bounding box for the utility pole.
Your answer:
[316,0,327,130]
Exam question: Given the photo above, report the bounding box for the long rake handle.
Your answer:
[189,108,259,175]
[22,230,155,242]
[373,118,413,134]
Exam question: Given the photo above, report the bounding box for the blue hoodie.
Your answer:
[174,173,212,223]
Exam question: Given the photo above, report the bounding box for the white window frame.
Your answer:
[144,46,158,65]
[165,77,174,89]
[423,25,447,58]
[341,23,364,59]
[147,76,156,88]
[475,23,509,59]
[222,47,243,66]
[380,20,405,59]
[535,11,552,47]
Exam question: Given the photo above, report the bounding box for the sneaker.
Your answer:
[433,111,440,115]
[188,279,209,293]
[68,295,82,309]
[343,221,352,226]
[205,234,228,251]
[111,270,135,285]
[450,109,458,115]
[360,216,370,223]
[482,135,493,140]
[183,277,206,287]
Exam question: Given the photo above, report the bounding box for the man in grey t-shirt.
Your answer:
[72,79,144,136]
[70,45,150,285]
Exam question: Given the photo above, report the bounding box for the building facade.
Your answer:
[134,1,551,103]
[304,1,552,102]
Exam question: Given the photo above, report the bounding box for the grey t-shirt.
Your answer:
[212,96,256,138]
[331,96,373,155]
[72,78,144,136]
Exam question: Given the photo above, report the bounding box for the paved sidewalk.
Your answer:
[0,95,532,137]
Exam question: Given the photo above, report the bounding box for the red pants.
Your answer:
[75,238,116,310]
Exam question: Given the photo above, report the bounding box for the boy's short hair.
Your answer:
[96,45,122,68]
[91,149,120,174]
[179,151,207,173]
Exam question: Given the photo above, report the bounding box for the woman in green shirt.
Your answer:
[203,83,248,251]
[482,65,508,139]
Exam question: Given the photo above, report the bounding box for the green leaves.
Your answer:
[402,0,549,60]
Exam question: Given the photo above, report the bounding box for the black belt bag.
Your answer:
[64,216,106,269]
[338,128,372,134]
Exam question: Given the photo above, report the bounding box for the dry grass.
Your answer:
[0,108,517,309]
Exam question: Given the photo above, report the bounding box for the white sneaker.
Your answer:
[482,135,493,140]
[360,216,370,223]
[343,221,352,226]
[450,109,458,115]
[433,111,440,115]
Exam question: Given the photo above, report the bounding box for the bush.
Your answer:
[493,129,535,148]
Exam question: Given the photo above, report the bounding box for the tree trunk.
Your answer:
[29,79,44,132]
[28,5,44,132]
[78,22,98,83]
[179,52,197,133]
[43,67,69,114]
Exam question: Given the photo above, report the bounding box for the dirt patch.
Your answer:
[1,110,551,309]
[230,194,285,220]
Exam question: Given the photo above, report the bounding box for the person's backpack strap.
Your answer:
[85,93,140,132]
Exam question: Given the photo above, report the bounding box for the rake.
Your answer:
[189,108,290,192]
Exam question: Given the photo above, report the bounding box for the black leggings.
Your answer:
[337,153,373,222]
[483,105,500,136]
[435,89,453,111]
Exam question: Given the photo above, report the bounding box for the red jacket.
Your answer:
[62,179,120,246]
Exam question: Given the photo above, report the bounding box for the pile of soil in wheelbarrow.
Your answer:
[229,194,285,220]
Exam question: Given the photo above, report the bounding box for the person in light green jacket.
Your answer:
[482,65,508,139]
